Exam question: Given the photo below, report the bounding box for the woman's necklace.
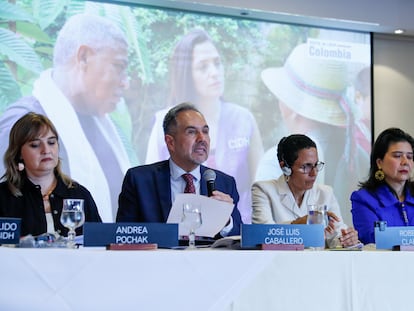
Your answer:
[42,179,57,213]
[42,180,56,200]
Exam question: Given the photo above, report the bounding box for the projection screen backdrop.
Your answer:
[0,0,372,225]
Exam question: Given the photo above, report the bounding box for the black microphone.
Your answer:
[203,169,216,197]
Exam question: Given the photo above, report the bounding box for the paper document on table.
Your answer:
[166,193,233,238]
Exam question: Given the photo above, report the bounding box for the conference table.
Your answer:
[0,245,411,311]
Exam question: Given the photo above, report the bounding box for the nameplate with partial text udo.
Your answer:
[83,222,178,248]
[0,218,21,244]
[241,224,325,249]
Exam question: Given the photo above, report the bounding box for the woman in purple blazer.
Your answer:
[351,128,414,244]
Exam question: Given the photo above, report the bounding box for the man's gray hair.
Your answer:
[53,13,128,67]
[163,102,200,135]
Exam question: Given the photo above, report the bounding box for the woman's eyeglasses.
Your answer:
[298,161,325,174]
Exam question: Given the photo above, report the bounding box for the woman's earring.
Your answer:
[18,162,25,171]
[375,168,384,181]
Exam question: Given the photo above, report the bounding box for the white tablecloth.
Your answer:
[0,247,412,311]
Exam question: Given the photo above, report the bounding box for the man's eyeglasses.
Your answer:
[298,161,325,174]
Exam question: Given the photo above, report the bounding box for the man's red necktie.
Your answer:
[182,173,196,193]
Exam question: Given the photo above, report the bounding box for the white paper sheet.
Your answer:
[166,193,234,237]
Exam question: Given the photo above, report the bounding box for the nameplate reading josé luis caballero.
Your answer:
[262,226,304,244]
[240,224,324,249]
[0,218,21,244]
[83,222,178,248]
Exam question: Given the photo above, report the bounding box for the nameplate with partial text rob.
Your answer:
[0,218,21,244]
[375,221,414,249]
[241,224,325,249]
[83,222,178,248]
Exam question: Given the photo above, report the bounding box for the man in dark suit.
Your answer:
[116,102,242,237]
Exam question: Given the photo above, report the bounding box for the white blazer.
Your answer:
[252,175,347,247]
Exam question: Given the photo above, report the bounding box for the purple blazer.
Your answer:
[116,160,242,237]
[351,184,414,244]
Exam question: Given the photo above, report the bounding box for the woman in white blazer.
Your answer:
[252,134,359,248]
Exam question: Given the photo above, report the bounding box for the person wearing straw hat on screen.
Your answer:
[257,43,350,181]
[255,42,360,225]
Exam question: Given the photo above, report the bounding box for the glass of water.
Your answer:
[307,204,327,250]
[181,203,202,249]
[60,199,85,248]
[307,204,328,226]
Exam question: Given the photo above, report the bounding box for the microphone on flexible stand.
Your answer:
[203,169,216,197]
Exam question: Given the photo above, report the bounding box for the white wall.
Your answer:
[373,34,414,139]
[141,0,414,35]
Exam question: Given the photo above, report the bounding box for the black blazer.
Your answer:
[0,175,102,237]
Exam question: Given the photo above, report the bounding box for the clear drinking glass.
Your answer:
[60,199,85,248]
[181,203,202,249]
[307,204,327,250]
[307,204,328,226]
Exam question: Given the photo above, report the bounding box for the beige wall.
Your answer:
[373,34,414,140]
